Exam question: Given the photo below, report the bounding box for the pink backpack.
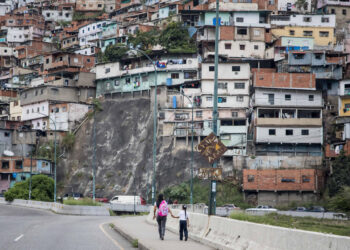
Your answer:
[158,200,169,216]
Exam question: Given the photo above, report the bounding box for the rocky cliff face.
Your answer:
[58,98,208,199]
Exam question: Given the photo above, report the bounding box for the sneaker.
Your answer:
[161,236,164,240]
[185,237,188,241]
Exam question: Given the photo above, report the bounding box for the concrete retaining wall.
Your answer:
[0,198,110,216]
[147,208,350,250]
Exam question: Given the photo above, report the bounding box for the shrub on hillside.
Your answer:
[4,175,54,202]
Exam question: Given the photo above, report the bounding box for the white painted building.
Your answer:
[0,0,13,16]
[48,103,90,131]
[6,26,43,43]
[256,127,323,144]
[75,46,96,56]
[217,41,266,59]
[254,89,323,107]
[232,12,270,28]
[42,9,73,22]
[78,21,112,47]
[271,14,335,28]
[278,0,312,13]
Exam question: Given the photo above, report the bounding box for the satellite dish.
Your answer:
[3,150,14,157]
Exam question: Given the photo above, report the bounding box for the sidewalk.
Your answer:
[112,216,214,250]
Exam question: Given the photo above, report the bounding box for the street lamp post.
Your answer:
[115,45,158,204]
[37,112,57,202]
[180,88,194,205]
[129,47,158,205]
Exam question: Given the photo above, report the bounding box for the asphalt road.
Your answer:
[0,204,134,250]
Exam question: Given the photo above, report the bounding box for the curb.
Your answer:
[112,223,151,250]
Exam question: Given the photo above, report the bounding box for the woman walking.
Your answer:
[174,205,189,241]
[153,194,176,240]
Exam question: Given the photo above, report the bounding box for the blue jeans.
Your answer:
[179,220,188,240]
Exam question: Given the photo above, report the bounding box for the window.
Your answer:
[232,112,238,117]
[232,66,240,71]
[286,129,293,136]
[171,73,179,79]
[114,80,120,86]
[196,111,202,118]
[98,4,102,7]
[62,107,67,112]
[315,53,322,59]
[4,132,10,137]
[285,94,291,101]
[225,43,231,50]
[218,82,227,89]
[126,78,130,84]
[268,94,274,104]
[235,82,245,89]
[309,95,314,101]
[236,96,244,102]
[218,97,227,103]
[209,66,215,71]
[303,31,313,36]
[237,28,247,35]
[40,89,44,95]
[289,30,295,36]
[331,9,335,14]
[236,17,244,22]
[321,17,329,23]
[303,17,311,22]
[206,96,212,102]
[254,45,259,50]
[281,178,295,183]
[269,129,276,135]
[319,31,329,37]
[184,71,197,79]
[239,44,245,50]
[301,129,309,135]
[247,175,255,182]
[2,161,9,169]
[105,68,110,73]
[15,161,22,169]
[46,58,49,64]
[302,175,310,183]
[343,9,347,15]
[37,107,40,113]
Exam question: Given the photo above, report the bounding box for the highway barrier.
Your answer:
[0,198,110,216]
[147,208,350,250]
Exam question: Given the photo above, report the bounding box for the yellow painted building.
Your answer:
[10,100,22,121]
[271,26,335,46]
[339,97,350,117]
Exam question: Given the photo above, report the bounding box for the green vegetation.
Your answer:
[73,11,104,21]
[230,212,350,237]
[132,239,138,248]
[328,152,350,196]
[162,178,250,208]
[62,132,75,150]
[328,186,350,214]
[99,22,196,63]
[36,141,62,163]
[109,223,115,228]
[5,175,54,202]
[63,198,101,206]
[109,209,117,216]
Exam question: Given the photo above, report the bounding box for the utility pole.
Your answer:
[209,0,220,216]
[92,107,96,201]
[29,152,32,200]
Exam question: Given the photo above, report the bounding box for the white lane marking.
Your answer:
[14,234,23,242]
[99,223,125,250]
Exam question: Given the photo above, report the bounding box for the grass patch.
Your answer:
[109,223,115,229]
[109,209,117,216]
[63,198,101,206]
[230,212,350,237]
[132,239,138,248]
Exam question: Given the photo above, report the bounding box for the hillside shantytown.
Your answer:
[0,0,349,210]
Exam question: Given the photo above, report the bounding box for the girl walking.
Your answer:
[153,194,176,240]
[175,205,189,241]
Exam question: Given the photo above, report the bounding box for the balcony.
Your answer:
[256,118,322,126]
[49,60,69,69]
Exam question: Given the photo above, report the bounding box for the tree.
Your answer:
[159,22,196,53]
[102,44,128,62]
[5,175,54,202]
[128,29,158,51]
[328,186,350,213]
[295,0,308,11]
[328,152,350,196]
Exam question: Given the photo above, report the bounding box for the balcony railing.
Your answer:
[256,118,322,126]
